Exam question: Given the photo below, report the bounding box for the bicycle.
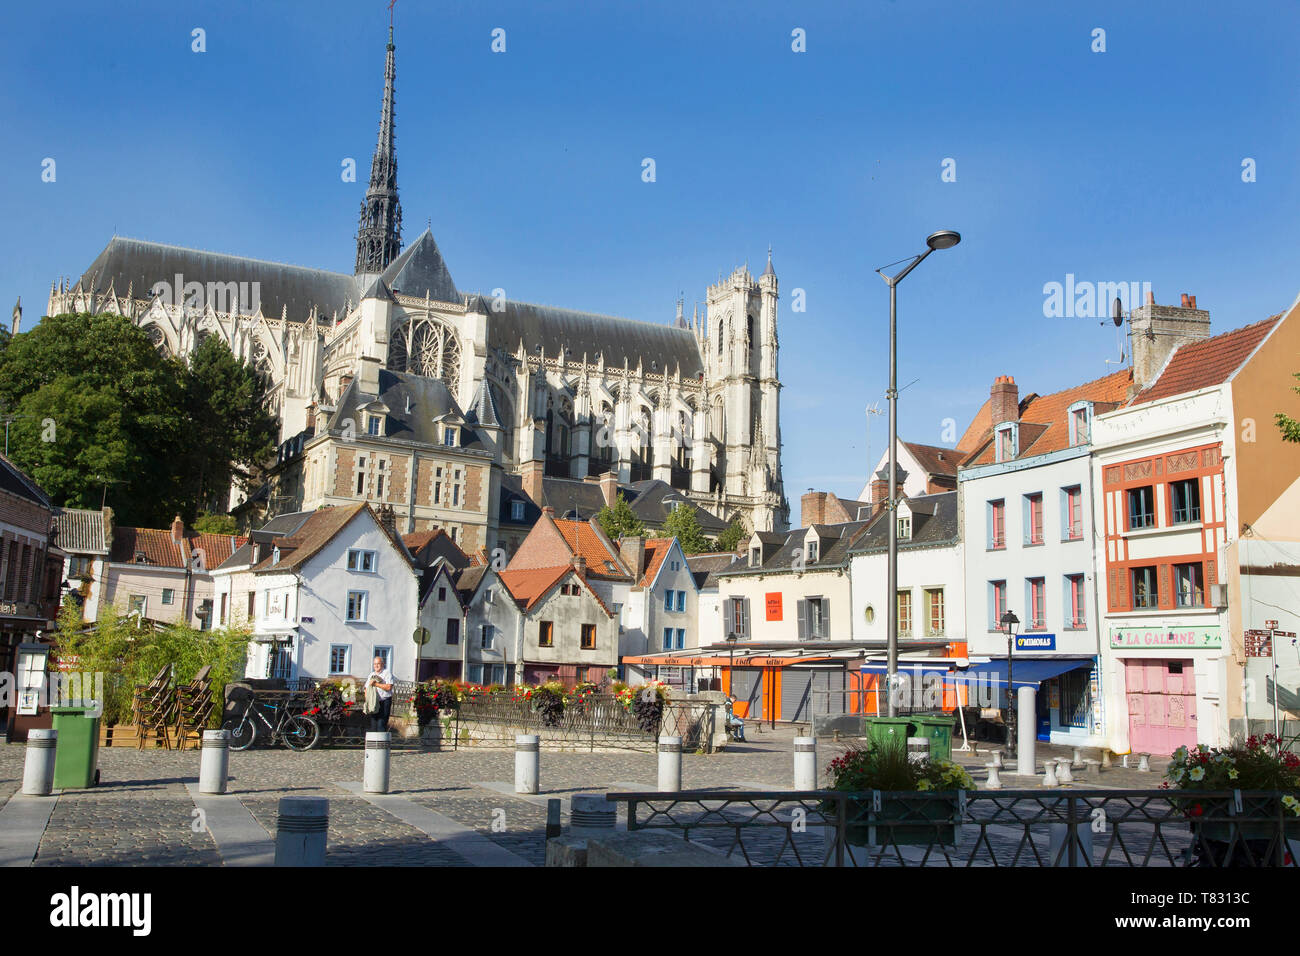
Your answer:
[225,694,320,751]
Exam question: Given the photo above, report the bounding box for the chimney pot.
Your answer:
[1145,290,1155,305]
[1188,294,1197,310]
[1180,293,1190,308]
[542,505,555,517]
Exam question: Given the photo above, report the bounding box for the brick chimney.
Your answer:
[870,467,907,514]
[170,514,185,544]
[522,459,546,506]
[990,375,1019,426]
[598,471,619,509]
[306,401,317,434]
[801,490,828,527]
[571,553,587,579]
[376,504,398,538]
[620,536,646,581]
[1130,291,1211,393]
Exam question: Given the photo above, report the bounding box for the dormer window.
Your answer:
[750,547,761,568]
[133,551,147,564]
[444,427,458,447]
[510,500,525,521]
[806,541,818,563]
[1068,401,1093,446]
[367,415,382,436]
[898,516,911,540]
[995,423,1019,463]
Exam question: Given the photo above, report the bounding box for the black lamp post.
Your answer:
[1001,610,1020,755]
[877,230,961,717]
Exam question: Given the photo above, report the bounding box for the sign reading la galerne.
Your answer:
[1109,626,1221,649]
[1015,634,1056,651]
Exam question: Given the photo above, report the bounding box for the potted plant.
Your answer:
[1163,735,1300,862]
[826,738,974,846]
[532,681,566,727]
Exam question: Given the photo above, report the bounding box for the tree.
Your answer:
[194,512,238,535]
[1278,371,1300,443]
[715,516,748,553]
[597,492,646,540]
[662,501,711,554]
[0,313,277,525]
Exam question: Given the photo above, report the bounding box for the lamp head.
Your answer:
[926,230,961,251]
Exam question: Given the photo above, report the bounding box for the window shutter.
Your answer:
[797,599,807,640]
[741,598,751,637]
[822,600,831,639]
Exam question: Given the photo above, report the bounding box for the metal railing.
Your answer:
[603,788,1300,867]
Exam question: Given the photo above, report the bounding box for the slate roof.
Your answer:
[539,478,610,520]
[402,529,470,571]
[499,473,544,528]
[685,552,742,590]
[465,379,503,429]
[454,564,488,600]
[325,368,484,450]
[846,492,960,554]
[71,237,360,319]
[622,480,729,532]
[480,299,705,379]
[1128,316,1282,406]
[961,370,1132,467]
[379,230,460,303]
[216,511,314,570]
[726,520,871,576]
[0,454,52,509]
[53,508,109,554]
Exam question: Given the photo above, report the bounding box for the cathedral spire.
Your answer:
[354,18,403,276]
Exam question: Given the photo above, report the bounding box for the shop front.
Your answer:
[1105,623,1224,753]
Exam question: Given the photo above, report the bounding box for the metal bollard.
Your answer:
[793,737,817,790]
[1042,760,1059,787]
[515,734,539,794]
[364,732,391,793]
[545,798,562,838]
[22,729,57,796]
[275,796,328,866]
[199,730,229,794]
[1137,753,1150,772]
[570,793,615,832]
[985,764,1003,790]
[1056,757,1073,784]
[658,736,682,792]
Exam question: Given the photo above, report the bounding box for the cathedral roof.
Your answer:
[325,367,485,450]
[71,237,361,320]
[377,229,459,303]
[465,379,503,429]
[479,300,704,378]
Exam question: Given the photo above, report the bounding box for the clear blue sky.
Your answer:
[3,0,1297,508]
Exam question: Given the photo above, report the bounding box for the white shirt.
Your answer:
[367,668,394,701]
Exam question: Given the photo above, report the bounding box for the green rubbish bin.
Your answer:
[911,714,956,763]
[863,717,913,750]
[51,706,101,789]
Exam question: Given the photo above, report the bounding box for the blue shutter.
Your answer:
[676,590,685,612]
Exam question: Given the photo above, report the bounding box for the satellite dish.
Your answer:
[1112,296,1123,327]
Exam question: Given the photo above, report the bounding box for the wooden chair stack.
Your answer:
[133,665,175,749]
[173,665,215,750]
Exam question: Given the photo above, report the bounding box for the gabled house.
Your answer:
[498,562,618,686]
[52,507,113,621]
[616,537,700,690]
[455,563,521,685]
[212,511,314,629]
[241,503,420,682]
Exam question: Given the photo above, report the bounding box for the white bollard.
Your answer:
[22,729,58,796]
[1042,761,1059,787]
[991,749,1004,770]
[1056,757,1073,784]
[1137,753,1150,772]
[364,732,391,793]
[275,796,328,866]
[1102,749,1113,769]
[515,734,539,794]
[1016,687,1037,776]
[985,764,1003,790]
[793,737,817,790]
[658,736,683,792]
[199,730,229,794]
[1071,747,1084,769]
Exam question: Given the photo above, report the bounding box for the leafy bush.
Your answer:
[1164,735,1300,793]
[826,738,975,792]
[532,682,566,727]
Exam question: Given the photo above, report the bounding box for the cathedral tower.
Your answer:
[354,23,403,278]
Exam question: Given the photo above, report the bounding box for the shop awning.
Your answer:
[860,662,953,677]
[623,653,839,668]
[944,658,1093,688]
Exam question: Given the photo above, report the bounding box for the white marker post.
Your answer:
[275,796,328,866]
[22,729,57,796]
[1016,686,1037,776]
[199,730,229,794]
[658,736,682,792]
[793,737,817,790]
[515,734,539,794]
[364,732,391,794]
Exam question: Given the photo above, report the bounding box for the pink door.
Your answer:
[1125,659,1197,756]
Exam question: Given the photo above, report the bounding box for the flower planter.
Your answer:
[845,792,965,847]
[1195,815,1300,842]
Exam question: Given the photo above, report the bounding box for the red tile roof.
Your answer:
[498,565,614,616]
[1129,316,1282,406]
[552,518,631,579]
[903,441,960,478]
[638,538,673,588]
[111,527,247,568]
[962,369,1132,466]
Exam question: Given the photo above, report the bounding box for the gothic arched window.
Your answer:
[388,316,461,393]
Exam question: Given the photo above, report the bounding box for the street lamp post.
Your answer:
[1001,610,1020,756]
[877,230,961,717]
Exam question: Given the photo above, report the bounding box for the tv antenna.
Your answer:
[1103,296,1128,368]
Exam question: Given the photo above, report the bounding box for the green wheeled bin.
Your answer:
[911,714,956,763]
[863,716,913,750]
[51,706,101,789]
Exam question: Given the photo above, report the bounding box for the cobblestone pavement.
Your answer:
[0,730,1190,866]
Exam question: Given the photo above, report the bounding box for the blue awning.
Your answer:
[945,658,1093,688]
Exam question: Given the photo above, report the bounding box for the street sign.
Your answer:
[1245,629,1271,657]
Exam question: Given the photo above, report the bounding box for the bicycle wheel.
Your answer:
[227,715,258,751]
[281,714,320,751]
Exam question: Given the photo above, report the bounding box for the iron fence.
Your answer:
[603,788,1300,867]
[449,695,722,752]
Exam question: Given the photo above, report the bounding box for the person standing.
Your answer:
[366,655,394,732]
